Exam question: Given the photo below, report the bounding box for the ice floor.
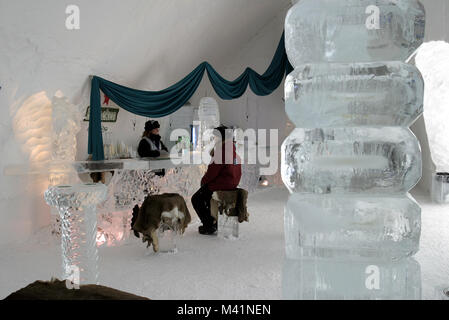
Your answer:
[0,187,448,300]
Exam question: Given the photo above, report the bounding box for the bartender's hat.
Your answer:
[145,120,160,131]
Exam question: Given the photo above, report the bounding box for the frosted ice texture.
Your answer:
[281,127,422,194]
[285,194,421,260]
[285,62,424,127]
[104,166,208,211]
[44,184,107,285]
[285,0,425,65]
[218,215,239,239]
[282,257,421,300]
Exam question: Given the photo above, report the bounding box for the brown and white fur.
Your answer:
[131,193,191,252]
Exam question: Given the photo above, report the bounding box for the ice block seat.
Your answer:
[211,189,249,239]
[431,172,449,204]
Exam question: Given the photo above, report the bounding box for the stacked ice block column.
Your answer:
[282,0,425,299]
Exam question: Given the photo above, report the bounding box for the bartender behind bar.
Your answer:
[138,120,169,158]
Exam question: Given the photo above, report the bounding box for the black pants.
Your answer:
[191,185,215,228]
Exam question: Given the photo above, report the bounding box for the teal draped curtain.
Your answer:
[89,32,293,160]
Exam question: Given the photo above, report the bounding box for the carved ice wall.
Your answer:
[96,165,208,247]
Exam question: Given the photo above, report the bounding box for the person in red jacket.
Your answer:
[192,126,242,235]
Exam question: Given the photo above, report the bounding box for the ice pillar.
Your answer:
[44,184,107,285]
[282,0,425,299]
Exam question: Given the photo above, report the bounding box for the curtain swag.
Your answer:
[89,32,293,160]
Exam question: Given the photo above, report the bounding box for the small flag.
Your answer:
[103,94,110,105]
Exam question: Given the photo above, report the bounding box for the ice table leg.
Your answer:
[44,183,107,285]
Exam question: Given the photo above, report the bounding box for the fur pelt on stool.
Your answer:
[4,278,149,300]
[131,193,191,252]
[211,188,249,223]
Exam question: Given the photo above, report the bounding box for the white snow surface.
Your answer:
[0,187,448,300]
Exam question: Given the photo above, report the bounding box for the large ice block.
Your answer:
[285,0,425,65]
[285,194,421,260]
[285,62,424,127]
[281,128,422,194]
[282,257,422,300]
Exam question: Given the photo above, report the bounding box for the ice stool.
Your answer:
[431,172,449,204]
[210,189,249,239]
[44,183,107,285]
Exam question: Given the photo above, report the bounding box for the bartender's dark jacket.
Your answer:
[138,134,168,158]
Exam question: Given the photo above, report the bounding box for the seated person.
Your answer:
[191,126,242,235]
[138,120,168,158]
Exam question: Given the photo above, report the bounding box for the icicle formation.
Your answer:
[282,0,425,299]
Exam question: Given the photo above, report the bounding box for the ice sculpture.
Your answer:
[51,92,82,162]
[44,183,107,285]
[198,97,220,150]
[282,0,425,299]
[198,97,220,130]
